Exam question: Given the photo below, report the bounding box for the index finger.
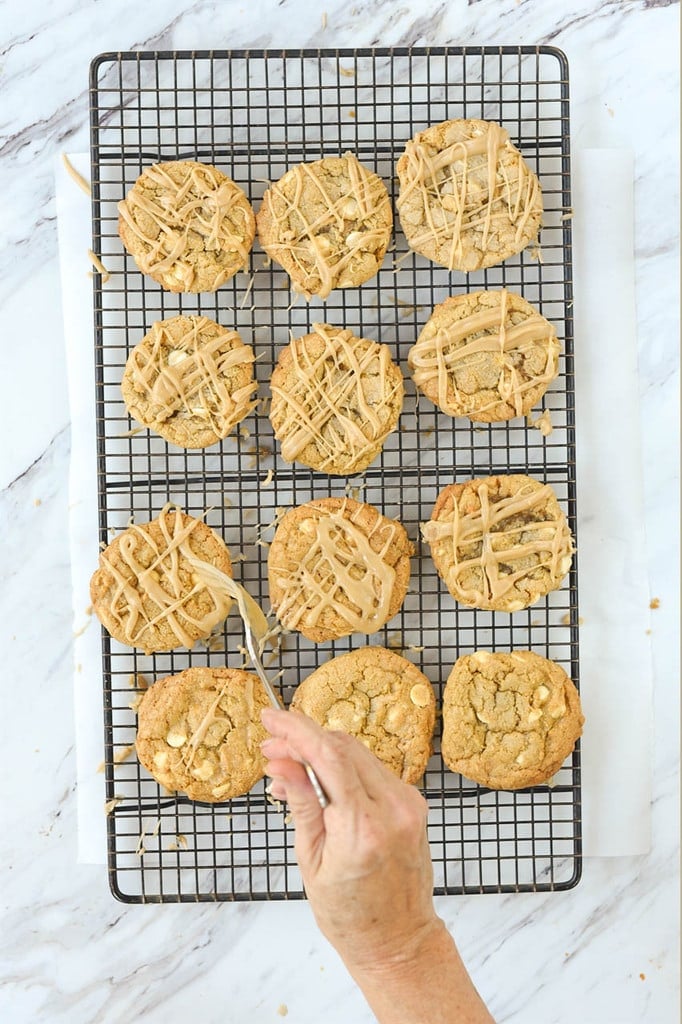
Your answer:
[261,707,373,806]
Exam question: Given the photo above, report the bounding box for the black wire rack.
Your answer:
[89,46,580,903]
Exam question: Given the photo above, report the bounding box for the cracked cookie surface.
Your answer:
[291,646,435,783]
[256,153,392,298]
[136,666,270,801]
[90,507,233,654]
[121,315,258,448]
[268,497,413,642]
[441,650,584,789]
[408,290,559,422]
[118,161,255,292]
[396,118,542,272]
[421,475,573,612]
[269,322,404,474]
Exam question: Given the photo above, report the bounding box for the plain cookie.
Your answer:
[291,646,435,784]
[441,650,584,789]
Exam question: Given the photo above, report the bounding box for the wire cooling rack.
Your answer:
[89,47,580,903]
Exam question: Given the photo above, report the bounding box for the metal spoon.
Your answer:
[187,555,329,809]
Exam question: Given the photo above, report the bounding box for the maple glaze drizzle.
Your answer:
[261,154,391,298]
[274,502,399,634]
[126,316,257,437]
[98,507,232,649]
[270,323,403,470]
[397,122,540,271]
[409,290,558,418]
[422,480,573,607]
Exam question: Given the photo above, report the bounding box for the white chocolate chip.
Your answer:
[527,709,542,723]
[340,198,358,218]
[191,760,215,781]
[299,519,316,535]
[345,231,364,247]
[167,349,189,366]
[153,751,169,767]
[536,685,550,703]
[409,683,432,708]
[549,701,566,719]
[515,751,530,766]
[166,729,187,748]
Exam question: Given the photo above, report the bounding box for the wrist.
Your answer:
[340,914,450,978]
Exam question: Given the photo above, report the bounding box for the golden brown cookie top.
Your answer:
[136,666,270,801]
[441,650,584,789]
[269,323,404,474]
[256,153,392,298]
[268,497,413,642]
[421,475,573,612]
[408,290,559,422]
[396,118,542,272]
[90,507,233,654]
[121,315,258,449]
[291,646,435,784]
[118,161,255,292]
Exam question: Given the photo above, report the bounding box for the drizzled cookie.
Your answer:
[90,507,233,654]
[408,290,559,422]
[118,161,255,292]
[256,153,392,299]
[136,666,270,801]
[421,475,573,612]
[396,118,542,272]
[269,323,404,474]
[291,646,435,784]
[121,315,258,448]
[268,497,413,642]
[441,650,584,790]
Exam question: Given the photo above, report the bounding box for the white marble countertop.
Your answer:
[1,2,679,1022]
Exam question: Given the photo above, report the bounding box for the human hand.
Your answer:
[260,707,440,972]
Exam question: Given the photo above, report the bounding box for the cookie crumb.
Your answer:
[34,498,42,507]
[339,66,355,78]
[639,973,646,981]
[645,628,652,635]
[348,109,356,119]
[528,409,553,436]
[649,597,660,609]
[277,1005,288,1017]
[113,744,135,765]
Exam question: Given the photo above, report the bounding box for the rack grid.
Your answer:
[89,46,580,903]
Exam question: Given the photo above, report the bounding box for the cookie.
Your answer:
[269,323,404,474]
[396,118,542,272]
[118,161,255,292]
[441,650,584,789]
[256,153,392,299]
[408,290,559,422]
[136,666,270,801]
[90,507,233,654]
[268,497,413,642]
[421,475,573,612]
[121,315,258,448]
[291,646,435,784]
